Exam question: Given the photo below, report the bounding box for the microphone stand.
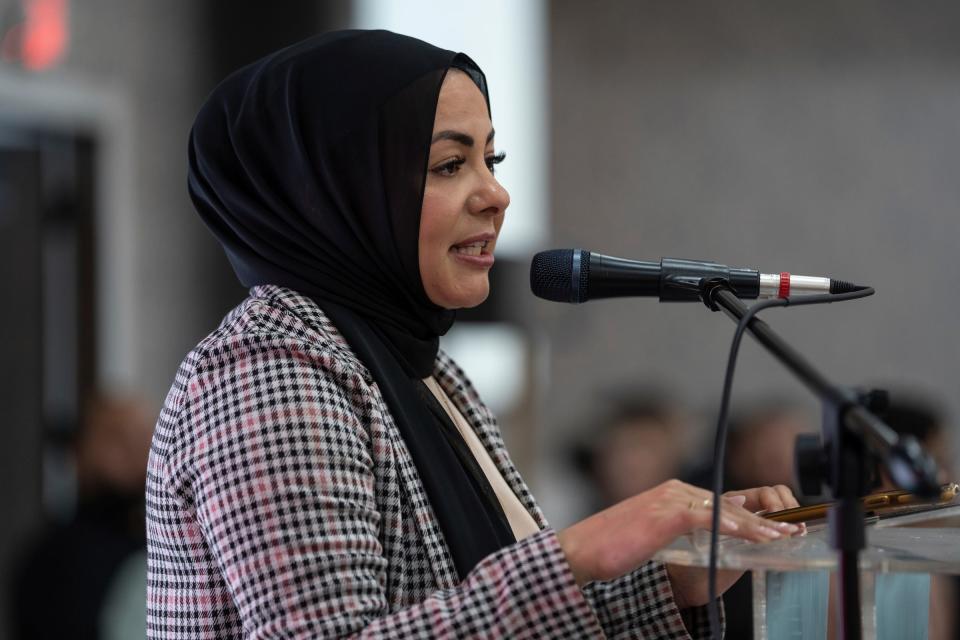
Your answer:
[690,277,938,640]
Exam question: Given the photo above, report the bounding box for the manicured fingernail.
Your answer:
[722,517,739,531]
[728,495,747,506]
[776,522,799,532]
[759,526,782,538]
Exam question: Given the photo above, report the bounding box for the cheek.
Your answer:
[418,189,457,296]
[419,192,453,262]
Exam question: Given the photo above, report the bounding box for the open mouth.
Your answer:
[451,240,490,257]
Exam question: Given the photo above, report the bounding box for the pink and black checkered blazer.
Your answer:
[146,285,714,638]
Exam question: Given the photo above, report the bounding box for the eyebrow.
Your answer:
[431,128,496,146]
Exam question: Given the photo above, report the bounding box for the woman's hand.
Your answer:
[557,479,800,588]
[725,484,800,515]
[665,484,802,608]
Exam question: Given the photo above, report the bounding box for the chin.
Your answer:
[442,284,490,310]
[449,293,488,310]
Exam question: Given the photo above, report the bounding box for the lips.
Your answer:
[450,233,496,267]
[451,233,495,255]
[452,240,489,256]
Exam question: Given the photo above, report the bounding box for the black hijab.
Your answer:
[188,30,516,579]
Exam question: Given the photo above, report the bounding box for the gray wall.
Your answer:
[540,0,960,521]
[61,0,226,401]
[60,1,346,402]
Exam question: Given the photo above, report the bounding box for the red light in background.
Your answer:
[1,0,69,70]
[22,0,68,70]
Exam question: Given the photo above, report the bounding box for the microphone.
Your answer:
[530,249,863,303]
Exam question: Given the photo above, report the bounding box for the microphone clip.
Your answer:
[659,257,757,302]
[696,277,741,312]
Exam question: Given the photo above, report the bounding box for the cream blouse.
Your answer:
[422,376,540,541]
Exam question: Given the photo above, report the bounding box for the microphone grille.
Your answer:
[530,249,591,303]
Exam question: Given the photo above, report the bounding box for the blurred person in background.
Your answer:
[684,401,815,496]
[13,393,152,640]
[685,401,816,639]
[572,393,692,513]
[880,392,955,486]
[723,403,816,494]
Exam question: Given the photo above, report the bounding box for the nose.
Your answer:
[468,173,510,217]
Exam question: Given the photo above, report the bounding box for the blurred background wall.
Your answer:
[537,0,960,524]
[0,1,958,638]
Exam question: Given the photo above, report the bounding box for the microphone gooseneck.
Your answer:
[530,248,865,303]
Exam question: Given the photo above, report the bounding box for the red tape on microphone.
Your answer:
[779,272,791,298]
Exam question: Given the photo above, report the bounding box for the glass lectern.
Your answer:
[656,505,960,639]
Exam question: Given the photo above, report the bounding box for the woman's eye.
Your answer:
[485,151,506,174]
[433,158,465,177]
[431,152,505,177]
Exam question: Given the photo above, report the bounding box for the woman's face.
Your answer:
[419,70,510,309]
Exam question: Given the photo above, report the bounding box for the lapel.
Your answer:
[258,285,462,588]
[379,408,463,588]
[433,351,548,530]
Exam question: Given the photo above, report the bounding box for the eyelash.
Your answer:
[432,151,506,177]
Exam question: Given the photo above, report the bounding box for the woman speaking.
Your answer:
[146,30,800,638]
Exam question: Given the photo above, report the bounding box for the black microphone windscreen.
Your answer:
[530,249,591,303]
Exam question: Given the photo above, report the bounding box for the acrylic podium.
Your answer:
[655,505,960,639]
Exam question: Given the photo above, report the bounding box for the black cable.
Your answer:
[705,286,875,639]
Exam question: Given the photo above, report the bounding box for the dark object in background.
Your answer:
[0,127,98,639]
[12,395,153,640]
[13,492,145,640]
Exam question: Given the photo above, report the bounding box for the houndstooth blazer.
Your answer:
[146,285,715,639]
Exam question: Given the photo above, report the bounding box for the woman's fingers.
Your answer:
[691,496,800,541]
[684,485,798,539]
[724,484,801,514]
[759,486,787,512]
[724,494,747,507]
[728,509,799,541]
[558,480,802,586]
[774,484,801,509]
